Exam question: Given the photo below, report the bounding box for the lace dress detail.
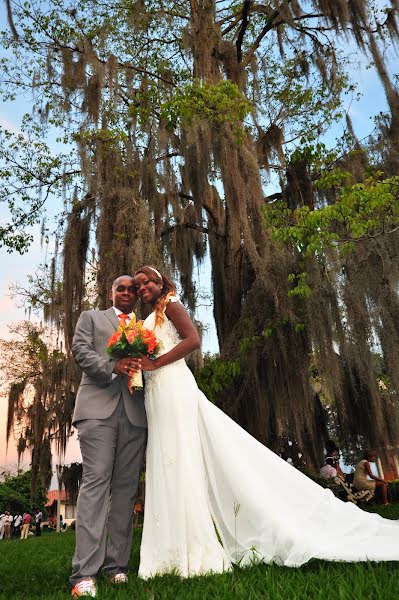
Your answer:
[139,301,399,580]
[143,302,184,395]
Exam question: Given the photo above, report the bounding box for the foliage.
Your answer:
[161,80,252,141]
[287,272,313,300]
[0,470,47,512]
[0,482,30,513]
[195,355,240,404]
[383,480,399,504]
[265,173,399,257]
[0,119,77,253]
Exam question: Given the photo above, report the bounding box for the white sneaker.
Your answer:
[71,578,97,598]
[109,572,128,584]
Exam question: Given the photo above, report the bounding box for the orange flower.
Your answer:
[143,330,156,342]
[142,330,157,353]
[107,331,121,347]
[125,329,137,343]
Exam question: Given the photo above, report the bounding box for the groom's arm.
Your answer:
[72,311,117,385]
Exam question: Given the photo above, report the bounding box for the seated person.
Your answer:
[320,457,337,479]
[353,449,389,504]
[325,440,345,479]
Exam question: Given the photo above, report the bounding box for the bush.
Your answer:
[0,470,47,513]
[387,480,399,502]
[0,483,29,513]
[195,355,240,403]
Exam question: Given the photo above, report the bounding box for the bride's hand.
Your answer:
[140,355,158,371]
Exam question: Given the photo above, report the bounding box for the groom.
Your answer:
[69,275,147,599]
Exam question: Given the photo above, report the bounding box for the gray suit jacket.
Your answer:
[72,307,147,428]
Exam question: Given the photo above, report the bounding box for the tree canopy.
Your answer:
[0,470,47,512]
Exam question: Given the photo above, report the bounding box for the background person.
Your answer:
[325,440,345,480]
[20,512,32,539]
[3,512,12,539]
[34,508,43,536]
[353,450,389,504]
[320,457,337,479]
[0,512,5,539]
[13,513,22,538]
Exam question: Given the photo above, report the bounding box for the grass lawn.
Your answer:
[0,505,398,600]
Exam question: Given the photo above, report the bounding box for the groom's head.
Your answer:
[110,275,136,312]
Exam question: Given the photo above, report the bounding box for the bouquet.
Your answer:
[106,317,161,393]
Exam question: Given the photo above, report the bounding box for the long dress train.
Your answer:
[138,299,399,579]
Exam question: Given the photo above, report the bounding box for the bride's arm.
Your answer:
[141,302,200,371]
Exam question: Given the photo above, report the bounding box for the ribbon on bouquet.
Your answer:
[128,369,143,394]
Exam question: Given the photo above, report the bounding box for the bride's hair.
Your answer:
[134,265,176,327]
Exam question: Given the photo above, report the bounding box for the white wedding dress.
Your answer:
[138,299,399,579]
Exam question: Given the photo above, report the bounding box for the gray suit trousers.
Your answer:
[70,398,146,585]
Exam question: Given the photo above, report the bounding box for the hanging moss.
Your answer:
[60,462,83,505]
[2,323,76,499]
[62,199,92,353]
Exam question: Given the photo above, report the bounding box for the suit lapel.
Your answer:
[104,307,119,330]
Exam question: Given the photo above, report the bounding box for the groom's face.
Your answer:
[110,276,136,312]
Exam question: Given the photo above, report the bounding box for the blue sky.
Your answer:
[0,8,397,471]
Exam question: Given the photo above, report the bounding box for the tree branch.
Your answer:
[242,7,280,67]
[176,192,223,231]
[161,222,223,240]
[19,7,177,88]
[217,9,242,27]
[156,151,181,163]
[222,14,242,36]
[236,1,252,63]
[264,192,283,202]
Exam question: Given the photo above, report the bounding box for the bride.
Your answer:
[134,265,399,579]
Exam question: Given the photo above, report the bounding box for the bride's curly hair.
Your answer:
[134,265,176,327]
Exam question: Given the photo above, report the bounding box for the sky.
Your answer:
[0,7,397,477]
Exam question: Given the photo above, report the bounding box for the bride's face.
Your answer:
[135,272,163,304]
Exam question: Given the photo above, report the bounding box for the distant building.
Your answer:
[46,489,76,525]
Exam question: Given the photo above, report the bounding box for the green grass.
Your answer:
[0,506,399,600]
[363,502,399,520]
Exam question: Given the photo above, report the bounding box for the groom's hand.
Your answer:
[113,357,142,377]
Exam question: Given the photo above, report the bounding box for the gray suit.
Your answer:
[70,307,147,586]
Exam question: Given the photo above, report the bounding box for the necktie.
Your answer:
[118,313,130,327]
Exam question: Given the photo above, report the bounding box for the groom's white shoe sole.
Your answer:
[109,573,129,584]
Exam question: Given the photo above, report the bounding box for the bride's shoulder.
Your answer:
[164,295,186,319]
[166,295,187,311]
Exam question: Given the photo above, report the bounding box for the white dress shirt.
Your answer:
[113,306,135,326]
